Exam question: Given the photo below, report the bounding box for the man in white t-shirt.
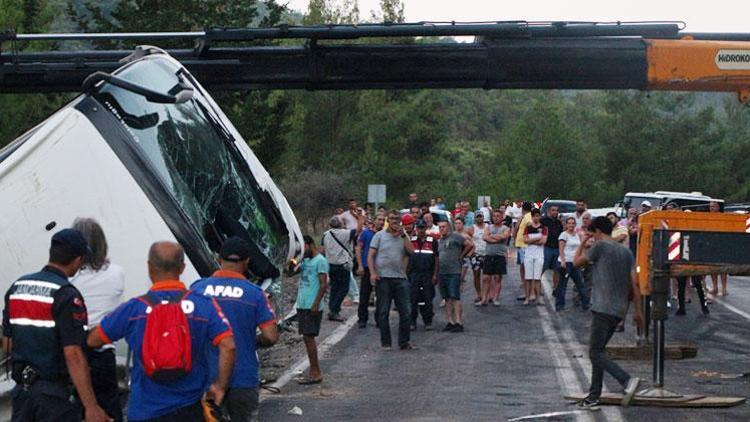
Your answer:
[479,198,492,222]
[574,199,588,228]
[323,215,361,321]
[339,198,362,231]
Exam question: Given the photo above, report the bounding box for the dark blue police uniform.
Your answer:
[3,266,89,422]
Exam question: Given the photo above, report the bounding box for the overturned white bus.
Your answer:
[0,47,303,314]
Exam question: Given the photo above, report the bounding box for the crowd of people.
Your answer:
[3,220,277,421]
[1,195,733,420]
[304,194,730,410]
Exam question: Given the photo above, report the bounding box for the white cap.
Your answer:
[641,200,652,207]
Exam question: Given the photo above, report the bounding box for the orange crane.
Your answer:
[3,21,750,101]
[633,210,750,403]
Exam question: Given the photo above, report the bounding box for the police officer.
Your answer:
[2,229,110,422]
[408,220,439,331]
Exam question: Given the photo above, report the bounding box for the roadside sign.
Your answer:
[477,196,491,210]
[368,184,386,209]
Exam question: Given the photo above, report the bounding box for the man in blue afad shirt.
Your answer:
[296,235,329,385]
[192,237,279,421]
[88,242,236,421]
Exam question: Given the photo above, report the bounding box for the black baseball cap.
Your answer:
[415,219,427,229]
[220,237,252,262]
[51,228,90,257]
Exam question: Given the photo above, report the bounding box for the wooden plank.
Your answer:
[606,343,698,360]
[565,392,746,408]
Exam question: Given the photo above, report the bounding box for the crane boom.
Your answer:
[2,21,750,101]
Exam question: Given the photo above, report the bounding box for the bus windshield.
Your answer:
[93,56,288,274]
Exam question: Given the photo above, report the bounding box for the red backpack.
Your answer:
[140,291,192,382]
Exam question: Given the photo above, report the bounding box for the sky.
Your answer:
[284,0,747,33]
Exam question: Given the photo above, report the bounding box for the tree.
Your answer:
[0,0,70,149]
[67,1,291,173]
[278,168,360,231]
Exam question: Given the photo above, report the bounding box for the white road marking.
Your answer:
[507,410,592,421]
[535,275,595,422]
[539,274,626,422]
[709,294,750,321]
[260,312,358,401]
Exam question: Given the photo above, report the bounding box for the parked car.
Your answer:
[616,191,723,216]
[540,199,577,217]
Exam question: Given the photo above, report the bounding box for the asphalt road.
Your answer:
[260,259,750,421]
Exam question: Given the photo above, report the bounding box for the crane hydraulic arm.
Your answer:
[633,210,750,399]
[2,21,750,100]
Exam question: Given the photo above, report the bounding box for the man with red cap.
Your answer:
[401,213,415,237]
[368,211,415,350]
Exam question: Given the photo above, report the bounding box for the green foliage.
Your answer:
[3,0,750,224]
[0,0,71,147]
[65,0,291,174]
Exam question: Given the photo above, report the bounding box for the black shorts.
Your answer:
[483,255,507,275]
[297,309,322,337]
[470,255,484,271]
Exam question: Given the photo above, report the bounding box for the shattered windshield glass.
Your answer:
[93,56,288,277]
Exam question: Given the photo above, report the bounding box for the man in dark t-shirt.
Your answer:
[573,217,643,410]
[541,205,564,289]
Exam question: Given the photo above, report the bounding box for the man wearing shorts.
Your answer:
[523,209,548,305]
[482,209,511,305]
[513,202,533,300]
[296,235,328,384]
[438,221,472,332]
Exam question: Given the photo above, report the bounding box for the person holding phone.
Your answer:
[368,211,415,350]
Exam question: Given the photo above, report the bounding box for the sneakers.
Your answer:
[399,342,419,350]
[577,397,601,410]
[442,323,455,332]
[424,323,433,331]
[328,313,345,322]
[622,377,641,406]
[452,324,464,333]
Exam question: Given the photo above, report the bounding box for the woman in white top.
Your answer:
[71,217,125,421]
[466,213,488,305]
[555,217,590,311]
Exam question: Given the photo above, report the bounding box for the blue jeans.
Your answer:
[375,278,411,347]
[543,247,560,271]
[554,262,589,310]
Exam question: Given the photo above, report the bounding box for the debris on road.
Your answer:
[692,370,750,379]
[507,410,587,421]
[288,406,303,416]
